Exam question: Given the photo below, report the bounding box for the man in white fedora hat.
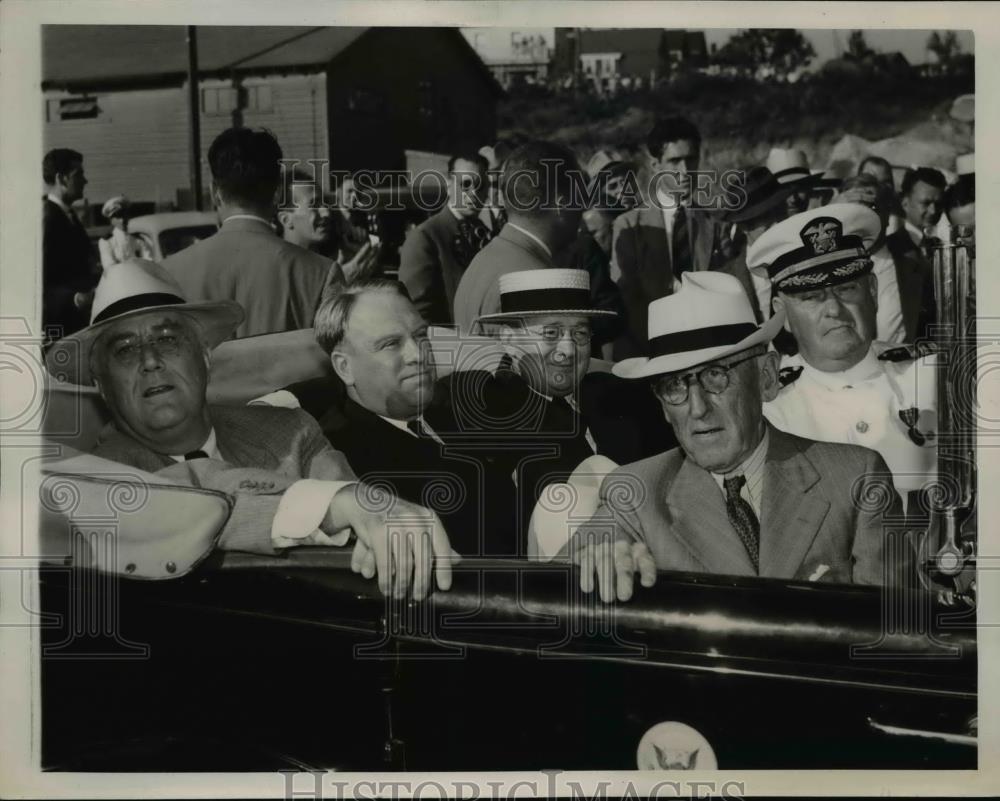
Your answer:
[764,147,833,216]
[471,268,674,551]
[569,271,908,602]
[45,259,455,600]
[748,204,938,507]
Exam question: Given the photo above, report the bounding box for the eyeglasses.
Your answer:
[108,331,187,366]
[528,324,593,347]
[652,350,762,405]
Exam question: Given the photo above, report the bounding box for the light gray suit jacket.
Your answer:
[580,426,909,586]
[92,405,356,555]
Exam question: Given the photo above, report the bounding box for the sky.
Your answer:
[461,27,975,65]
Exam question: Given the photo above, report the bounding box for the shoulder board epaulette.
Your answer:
[877,342,939,362]
[778,366,803,387]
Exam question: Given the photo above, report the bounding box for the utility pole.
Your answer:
[186,26,203,210]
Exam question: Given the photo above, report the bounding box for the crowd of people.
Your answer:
[41,97,975,600]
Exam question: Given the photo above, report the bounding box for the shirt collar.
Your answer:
[222,213,275,228]
[167,428,219,463]
[505,222,552,257]
[526,383,580,410]
[46,193,72,215]
[904,219,924,246]
[801,344,881,389]
[710,425,769,487]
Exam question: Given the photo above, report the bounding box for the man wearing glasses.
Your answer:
[472,268,674,553]
[569,271,909,602]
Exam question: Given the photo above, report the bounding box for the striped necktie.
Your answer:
[723,474,759,571]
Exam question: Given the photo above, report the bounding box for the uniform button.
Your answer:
[856,421,869,433]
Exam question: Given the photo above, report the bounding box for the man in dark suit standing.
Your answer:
[570,272,911,602]
[165,128,345,339]
[610,116,724,358]
[398,152,492,326]
[42,148,95,340]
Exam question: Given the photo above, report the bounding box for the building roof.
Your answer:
[42,25,503,95]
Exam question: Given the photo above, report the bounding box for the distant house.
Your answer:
[42,26,503,210]
[471,31,551,89]
[553,28,708,91]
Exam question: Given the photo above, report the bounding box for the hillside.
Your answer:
[498,67,974,174]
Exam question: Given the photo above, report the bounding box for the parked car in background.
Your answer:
[127,211,220,261]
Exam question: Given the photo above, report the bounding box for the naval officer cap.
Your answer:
[746,203,881,294]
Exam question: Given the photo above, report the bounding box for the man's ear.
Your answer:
[772,293,791,333]
[865,273,879,306]
[330,350,354,387]
[758,350,781,402]
[277,209,293,231]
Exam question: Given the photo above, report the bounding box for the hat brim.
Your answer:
[474,308,618,328]
[612,309,785,380]
[723,178,812,223]
[46,300,245,387]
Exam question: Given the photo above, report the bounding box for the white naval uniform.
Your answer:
[763,342,938,498]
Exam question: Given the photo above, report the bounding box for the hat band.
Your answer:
[500,287,591,315]
[773,167,810,181]
[649,322,758,359]
[770,247,866,285]
[92,292,186,325]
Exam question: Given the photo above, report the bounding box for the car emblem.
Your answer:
[636,721,718,770]
[800,217,842,255]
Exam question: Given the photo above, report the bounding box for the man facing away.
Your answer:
[165,128,345,339]
[568,272,910,602]
[45,258,455,599]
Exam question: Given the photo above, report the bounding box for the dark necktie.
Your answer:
[671,205,692,281]
[184,450,209,461]
[723,474,759,571]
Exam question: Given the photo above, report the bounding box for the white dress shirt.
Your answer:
[505,222,552,258]
[869,244,906,344]
[710,427,769,519]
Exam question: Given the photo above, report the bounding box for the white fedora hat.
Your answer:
[613,272,784,379]
[474,268,617,327]
[46,258,244,387]
[955,152,974,177]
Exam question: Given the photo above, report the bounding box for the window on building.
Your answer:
[202,87,238,116]
[47,96,100,122]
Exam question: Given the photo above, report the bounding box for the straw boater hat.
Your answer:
[46,258,244,387]
[101,195,129,219]
[474,268,617,329]
[613,272,785,379]
[746,203,881,294]
[764,147,838,188]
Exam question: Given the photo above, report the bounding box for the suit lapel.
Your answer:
[893,253,920,341]
[758,427,831,577]
[665,456,756,575]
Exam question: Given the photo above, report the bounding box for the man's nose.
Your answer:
[553,333,577,359]
[686,381,710,418]
[401,336,422,364]
[139,342,164,371]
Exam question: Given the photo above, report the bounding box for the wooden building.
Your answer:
[42,26,503,210]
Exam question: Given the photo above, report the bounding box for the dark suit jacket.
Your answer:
[287,379,518,557]
[434,367,677,551]
[578,425,910,586]
[399,207,482,326]
[164,218,340,339]
[611,205,723,358]
[91,404,356,555]
[554,229,626,349]
[43,198,94,338]
[886,231,936,342]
